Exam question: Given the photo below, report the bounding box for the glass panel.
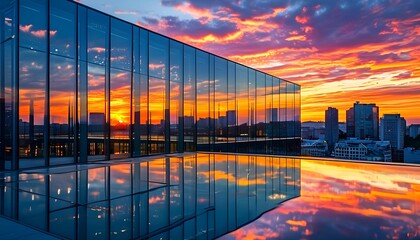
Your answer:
[183,46,195,151]
[140,74,148,155]
[0,6,16,169]
[266,75,273,154]
[19,0,47,52]
[227,62,236,152]
[214,154,228,236]
[149,33,168,79]
[286,82,295,155]
[139,29,148,75]
[77,6,87,61]
[19,48,46,168]
[197,154,209,211]
[196,50,209,151]
[110,197,132,240]
[149,77,165,154]
[87,10,108,65]
[295,84,301,139]
[111,19,131,70]
[1,0,15,42]
[110,164,131,198]
[183,155,196,216]
[50,0,76,58]
[170,157,183,223]
[214,57,227,151]
[272,77,280,154]
[88,63,106,160]
[132,73,141,157]
[256,72,266,154]
[248,69,256,152]
[49,55,75,165]
[110,69,130,158]
[169,40,183,153]
[279,80,287,154]
[236,65,248,153]
[209,56,215,151]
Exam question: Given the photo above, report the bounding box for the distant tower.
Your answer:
[346,107,355,138]
[350,102,379,140]
[325,107,339,151]
[380,114,406,150]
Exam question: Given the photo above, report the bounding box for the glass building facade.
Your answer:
[0,0,301,170]
[0,153,301,239]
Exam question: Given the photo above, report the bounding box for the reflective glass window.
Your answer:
[0,38,15,168]
[149,33,168,79]
[183,46,195,151]
[111,19,131,70]
[196,50,209,149]
[248,69,256,143]
[110,69,130,158]
[139,29,148,75]
[87,10,108,65]
[19,0,47,51]
[49,55,76,163]
[19,48,46,166]
[256,72,266,142]
[279,80,287,138]
[214,57,227,149]
[149,77,165,154]
[50,0,76,58]
[265,75,273,153]
[1,0,15,42]
[236,65,248,150]
[227,62,236,152]
[87,63,106,160]
[170,40,183,152]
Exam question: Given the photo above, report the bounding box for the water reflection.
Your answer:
[222,160,420,240]
[0,153,300,239]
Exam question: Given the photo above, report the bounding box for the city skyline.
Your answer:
[76,0,420,124]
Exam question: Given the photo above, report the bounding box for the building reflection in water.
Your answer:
[0,153,300,239]
[223,160,420,240]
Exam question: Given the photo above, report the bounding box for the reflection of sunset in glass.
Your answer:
[223,160,420,239]
[79,0,420,124]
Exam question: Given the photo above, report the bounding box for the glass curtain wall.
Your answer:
[0,0,17,170]
[2,0,300,169]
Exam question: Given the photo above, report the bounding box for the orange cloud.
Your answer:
[295,15,308,24]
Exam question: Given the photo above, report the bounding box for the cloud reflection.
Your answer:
[222,160,420,240]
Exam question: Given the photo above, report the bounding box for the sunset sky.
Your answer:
[77,0,420,124]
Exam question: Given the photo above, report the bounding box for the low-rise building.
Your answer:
[404,148,420,164]
[301,139,329,157]
[333,139,391,161]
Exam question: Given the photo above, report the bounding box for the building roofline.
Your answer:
[69,0,300,87]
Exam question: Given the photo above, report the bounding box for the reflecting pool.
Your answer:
[0,153,300,239]
[221,160,420,240]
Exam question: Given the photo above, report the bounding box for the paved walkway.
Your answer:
[0,217,59,240]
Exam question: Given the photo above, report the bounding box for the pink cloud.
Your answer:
[19,24,32,32]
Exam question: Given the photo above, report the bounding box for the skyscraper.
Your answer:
[325,107,339,151]
[380,114,406,150]
[346,107,355,138]
[347,102,379,140]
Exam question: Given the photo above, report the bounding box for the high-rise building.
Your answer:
[325,107,339,150]
[346,107,355,137]
[380,114,406,150]
[0,0,301,170]
[408,124,420,138]
[347,102,379,140]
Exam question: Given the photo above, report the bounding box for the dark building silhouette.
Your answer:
[325,107,339,151]
[346,107,355,138]
[347,102,379,140]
